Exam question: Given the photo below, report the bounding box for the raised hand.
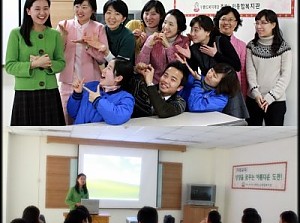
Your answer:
[135,62,154,85]
[175,53,200,80]
[199,42,217,57]
[58,20,68,42]
[158,32,170,48]
[82,33,107,53]
[146,32,162,47]
[72,75,85,93]
[83,84,101,103]
[175,43,191,59]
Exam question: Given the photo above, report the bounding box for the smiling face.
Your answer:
[159,66,183,96]
[26,0,50,27]
[105,5,126,30]
[218,11,237,36]
[255,16,276,38]
[204,68,225,88]
[143,7,161,30]
[74,0,94,25]
[189,22,210,44]
[162,14,178,38]
[100,60,123,87]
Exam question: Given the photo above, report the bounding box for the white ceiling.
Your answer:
[6,125,297,149]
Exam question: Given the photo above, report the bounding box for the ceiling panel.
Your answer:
[6,126,297,149]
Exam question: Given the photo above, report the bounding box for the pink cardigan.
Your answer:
[57,19,108,83]
[230,34,248,98]
[136,34,190,84]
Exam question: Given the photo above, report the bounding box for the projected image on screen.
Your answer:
[83,154,141,200]
[78,145,158,208]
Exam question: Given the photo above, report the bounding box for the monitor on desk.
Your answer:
[81,199,100,215]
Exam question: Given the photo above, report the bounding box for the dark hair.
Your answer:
[64,209,87,223]
[243,208,258,215]
[164,9,187,34]
[190,15,214,33]
[213,6,242,32]
[280,210,298,223]
[22,205,40,223]
[137,206,158,223]
[20,0,52,46]
[103,0,128,23]
[113,57,134,86]
[73,0,97,21]
[164,61,189,86]
[141,0,166,31]
[76,205,92,223]
[241,212,262,223]
[75,173,88,194]
[208,210,221,223]
[213,63,240,97]
[253,9,283,54]
[10,218,27,223]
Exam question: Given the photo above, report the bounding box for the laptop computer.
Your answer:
[81,199,100,215]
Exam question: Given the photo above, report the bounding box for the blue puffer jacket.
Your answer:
[67,81,134,125]
[188,77,228,112]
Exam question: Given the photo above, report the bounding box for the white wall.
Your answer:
[3,129,297,223]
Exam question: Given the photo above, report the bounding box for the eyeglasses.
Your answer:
[219,18,236,23]
[254,21,270,26]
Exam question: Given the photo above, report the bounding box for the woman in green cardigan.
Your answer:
[5,0,66,126]
[65,173,89,210]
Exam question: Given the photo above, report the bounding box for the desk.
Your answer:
[125,112,247,126]
[63,212,110,223]
[81,112,247,126]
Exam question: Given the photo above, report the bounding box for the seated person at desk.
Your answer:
[129,61,189,118]
[137,206,158,223]
[64,209,88,223]
[67,57,135,125]
[65,173,89,210]
[187,62,240,112]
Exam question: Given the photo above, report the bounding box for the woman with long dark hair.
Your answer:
[245,9,292,126]
[5,0,66,126]
[65,173,89,210]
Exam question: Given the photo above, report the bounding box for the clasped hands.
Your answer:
[72,77,101,103]
[255,95,269,112]
[30,54,52,69]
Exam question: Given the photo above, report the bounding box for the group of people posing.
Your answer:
[5,0,292,126]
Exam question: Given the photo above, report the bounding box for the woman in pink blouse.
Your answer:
[136,9,190,84]
[57,0,108,124]
[213,6,248,99]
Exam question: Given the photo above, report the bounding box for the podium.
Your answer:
[63,212,110,223]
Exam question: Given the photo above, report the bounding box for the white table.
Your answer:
[122,112,247,126]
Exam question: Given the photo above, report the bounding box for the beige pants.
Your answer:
[59,83,75,125]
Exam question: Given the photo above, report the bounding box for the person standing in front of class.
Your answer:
[65,173,89,210]
[246,9,292,126]
[5,0,66,126]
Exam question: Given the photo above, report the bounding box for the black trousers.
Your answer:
[245,97,286,126]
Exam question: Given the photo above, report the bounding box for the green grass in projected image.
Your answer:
[89,179,139,199]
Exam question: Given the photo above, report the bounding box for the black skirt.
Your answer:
[11,89,66,126]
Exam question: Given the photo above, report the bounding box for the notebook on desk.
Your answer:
[81,199,100,215]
